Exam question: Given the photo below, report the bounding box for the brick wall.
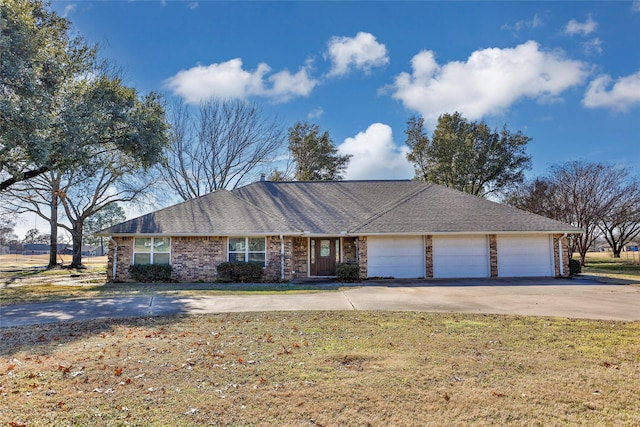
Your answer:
[342,237,357,263]
[107,236,133,282]
[108,236,227,282]
[171,236,226,282]
[265,236,294,281]
[291,237,308,279]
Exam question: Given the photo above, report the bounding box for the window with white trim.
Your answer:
[133,237,171,265]
[228,237,266,265]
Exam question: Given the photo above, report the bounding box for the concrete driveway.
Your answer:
[1,277,639,327]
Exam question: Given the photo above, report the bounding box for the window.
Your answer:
[133,237,171,265]
[228,237,266,265]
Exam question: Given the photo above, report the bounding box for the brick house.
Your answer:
[100,180,581,282]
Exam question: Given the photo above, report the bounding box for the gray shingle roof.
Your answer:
[102,189,298,235]
[101,180,581,236]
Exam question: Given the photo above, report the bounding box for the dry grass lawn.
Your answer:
[1,312,639,426]
[581,252,640,282]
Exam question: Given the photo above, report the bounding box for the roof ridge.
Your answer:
[349,182,432,232]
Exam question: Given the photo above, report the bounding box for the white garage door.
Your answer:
[497,235,554,277]
[433,235,490,278]
[367,236,425,278]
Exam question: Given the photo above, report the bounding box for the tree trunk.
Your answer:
[70,221,84,269]
[48,188,59,268]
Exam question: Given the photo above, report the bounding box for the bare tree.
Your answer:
[58,157,157,268]
[506,162,638,265]
[548,161,630,266]
[7,152,158,268]
[598,177,640,258]
[161,99,286,200]
[504,178,567,220]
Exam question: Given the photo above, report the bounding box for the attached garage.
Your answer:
[497,235,554,277]
[433,235,490,278]
[367,236,425,278]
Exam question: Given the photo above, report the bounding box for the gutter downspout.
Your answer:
[279,234,285,281]
[109,236,117,282]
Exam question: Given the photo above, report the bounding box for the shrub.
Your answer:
[569,259,582,275]
[128,264,173,283]
[336,262,360,282]
[217,262,264,283]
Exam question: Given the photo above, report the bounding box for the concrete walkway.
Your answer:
[1,277,639,327]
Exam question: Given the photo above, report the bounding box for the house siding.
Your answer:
[107,232,571,282]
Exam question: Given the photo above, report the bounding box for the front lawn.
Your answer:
[1,312,638,426]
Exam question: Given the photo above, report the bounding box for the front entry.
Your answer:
[310,238,340,276]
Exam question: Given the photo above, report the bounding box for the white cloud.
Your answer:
[268,67,317,103]
[633,0,640,13]
[187,2,199,10]
[390,41,589,124]
[307,107,324,119]
[337,123,413,180]
[583,71,640,112]
[165,58,318,104]
[63,4,76,17]
[564,16,598,36]
[501,14,543,34]
[582,38,603,55]
[326,32,389,77]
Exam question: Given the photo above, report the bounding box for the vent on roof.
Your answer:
[260,173,266,182]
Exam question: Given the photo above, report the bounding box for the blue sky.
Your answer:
[51,1,640,183]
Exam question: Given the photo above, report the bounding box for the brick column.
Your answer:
[425,235,433,278]
[489,234,498,278]
[553,234,570,277]
[357,236,367,279]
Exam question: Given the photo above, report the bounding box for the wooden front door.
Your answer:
[310,238,339,276]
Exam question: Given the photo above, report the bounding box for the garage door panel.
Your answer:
[433,236,490,278]
[497,235,554,277]
[368,236,425,279]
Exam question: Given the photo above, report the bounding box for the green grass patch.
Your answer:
[579,252,640,282]
[0,282,348,306]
